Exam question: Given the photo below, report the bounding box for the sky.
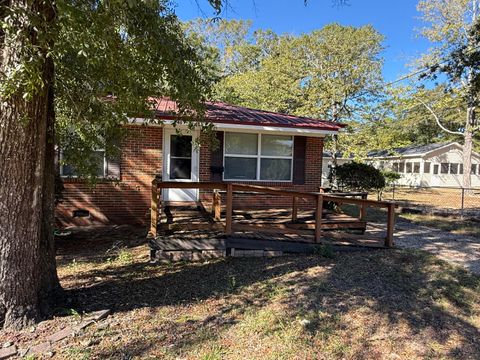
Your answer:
[175,0,433,83]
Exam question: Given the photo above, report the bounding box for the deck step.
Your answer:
[151,235,320,253]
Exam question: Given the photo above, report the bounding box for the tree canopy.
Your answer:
[189,19,385,121]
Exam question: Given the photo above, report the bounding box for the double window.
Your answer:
[60,150,106,178]
[224,132,293,181]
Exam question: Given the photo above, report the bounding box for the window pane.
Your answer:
[171,135,192,158]
[260,159,291,180]
[459,164,464,174]
[62,164,77,177]
[433,164,439,174]
[224,157,257,180]
[399,162,405,173]
[261,135,293,156]
[62,150,105,177]
[406,163,412,173]
[225,132,258,155]
[472,164,477,175]
[392,163,399,172]
[170,158,191,179]
[424,162,431,174]
[450,163,458,174]
[93,151,105,177]
[413,162,420,173]
[441,163,449,174]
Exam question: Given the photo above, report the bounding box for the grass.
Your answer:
[341,203,480,239]
[401,213,480,239]
[1,227,479,359]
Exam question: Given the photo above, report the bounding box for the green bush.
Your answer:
[335,162,386,193]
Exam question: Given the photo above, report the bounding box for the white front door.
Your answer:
[163,127,199,202]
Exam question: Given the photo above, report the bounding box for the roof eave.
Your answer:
[129,117,341,136]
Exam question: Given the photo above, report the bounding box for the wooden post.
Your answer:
[150,179,159,237]
[461,188,465,219]
[213,189,221,221]
[315,194,323,243]
[359,203,367,221]
[225,183,233,235]
[385,202,395,247]
[292,196,298,222]
[359,193,367,221]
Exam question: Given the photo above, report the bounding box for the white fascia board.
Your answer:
[368,154,423,160]
[213,122,334,136]
[128,117,336,137]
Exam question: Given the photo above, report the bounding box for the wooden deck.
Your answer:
[149,205,389,262]
[148,180,396,261]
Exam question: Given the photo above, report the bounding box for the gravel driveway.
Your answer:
[371,220,480,275]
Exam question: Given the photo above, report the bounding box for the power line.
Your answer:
[384,43,480,88]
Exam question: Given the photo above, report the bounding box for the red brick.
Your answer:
[56,127,324,225]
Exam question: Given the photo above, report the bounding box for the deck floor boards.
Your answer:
[152,206,387,253]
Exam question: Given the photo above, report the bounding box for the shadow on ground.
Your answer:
[57,226,480,359]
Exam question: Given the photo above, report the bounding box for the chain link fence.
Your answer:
[380,185,480,218]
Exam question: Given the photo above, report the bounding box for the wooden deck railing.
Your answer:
[148,180,397,247]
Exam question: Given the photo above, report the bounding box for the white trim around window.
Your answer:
[222,131,294,182]
[59,149,107,178]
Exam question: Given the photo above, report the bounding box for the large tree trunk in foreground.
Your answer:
[39,63,62,315]
[0,0,60,330]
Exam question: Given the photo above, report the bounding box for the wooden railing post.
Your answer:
[149,179,159,238]
[225,183,233,235]
[292,196,298,222]
[213,189,221,221]
[359,203,367,221]
[315,194,324,243]
[385,202,395,247]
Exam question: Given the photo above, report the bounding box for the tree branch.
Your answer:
[418,99,464,135]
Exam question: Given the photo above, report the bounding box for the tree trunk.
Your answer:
[0,0,58,330]
[39,57,62,314]
[463,109,474,189]
[330,103,340,189]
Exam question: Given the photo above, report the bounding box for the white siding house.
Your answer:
[367,142,480,188]
[321,152,353,187]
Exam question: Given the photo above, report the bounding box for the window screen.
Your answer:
[424,162,431,174]
[441,163,449,174]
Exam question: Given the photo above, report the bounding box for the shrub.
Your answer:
[335,162,386,193]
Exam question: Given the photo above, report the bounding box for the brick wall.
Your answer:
[56,125,163,226]
[56,126,324,226]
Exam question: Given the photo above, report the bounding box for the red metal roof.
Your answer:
[151,98,344,132]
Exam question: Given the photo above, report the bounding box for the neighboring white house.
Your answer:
[367,142,480,188]
[322,142,480,188]
[321,152,352,187]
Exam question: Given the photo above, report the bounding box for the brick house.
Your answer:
[56,98,343,226]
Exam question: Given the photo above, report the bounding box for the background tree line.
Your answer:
[187,13,480,164]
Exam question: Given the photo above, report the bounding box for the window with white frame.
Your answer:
[440,163,449,174]
[450,163,459,174]
[224,132,293,181]
[406,162,413,173]
[413,162,420,173]
[424,162,431,174]
[60,150,106,177]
